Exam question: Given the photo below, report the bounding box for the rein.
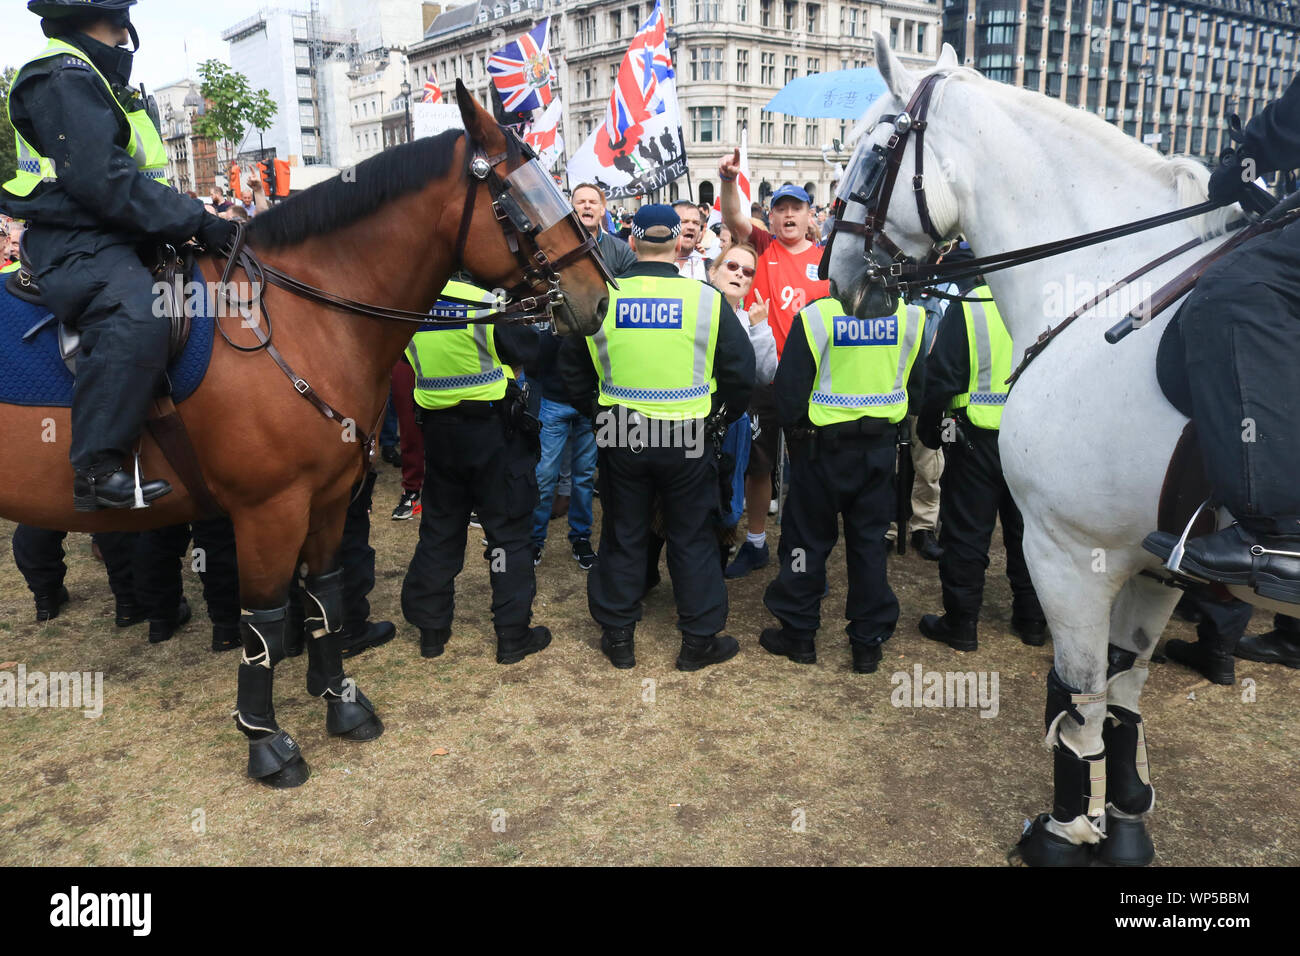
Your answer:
[203,121,609,470]
[824,71,1269,383]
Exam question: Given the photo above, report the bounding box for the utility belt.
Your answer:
[787,415,899,458]
[415,381,540,447]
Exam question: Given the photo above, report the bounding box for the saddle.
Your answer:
[8,240,221,518]
[12,240,193,375]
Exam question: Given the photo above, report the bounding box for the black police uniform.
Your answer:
[557,261,754,665]
[917,298,1046,647]
[761,317,923,672]
[11,524,138,621]
[131,517,241,646]
[1145,76,1300,594]
[0,24,232,501]
[400,329,547,662]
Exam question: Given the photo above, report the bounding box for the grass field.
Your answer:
[2,464,1297,866]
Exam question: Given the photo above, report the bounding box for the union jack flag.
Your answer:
[421,76,442,105]
[488,18,554,113]
[602,2,675,153]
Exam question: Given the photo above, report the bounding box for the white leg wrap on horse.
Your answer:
[1045,813,1105,845]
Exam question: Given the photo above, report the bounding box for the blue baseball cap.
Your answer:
[631,204,681,243]
[770,184,811,206]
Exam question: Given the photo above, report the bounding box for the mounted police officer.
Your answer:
[915,281,1047,652]
[558,204,755,671]
[0,0,237,510]
[400,278,551,665]
[1145,77,1300,599]
[759,291,925,674]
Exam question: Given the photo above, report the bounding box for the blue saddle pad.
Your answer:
[0,269,214,408]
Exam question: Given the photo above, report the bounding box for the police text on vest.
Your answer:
[615,298,684,329]
[833,315,898,346]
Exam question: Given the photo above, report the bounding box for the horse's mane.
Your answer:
[854,67,1233,242]
[248,128,465,248]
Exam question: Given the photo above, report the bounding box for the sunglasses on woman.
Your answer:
[721,259,756,278]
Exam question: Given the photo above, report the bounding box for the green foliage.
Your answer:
[191,59,277,160]
[0,67,18,188]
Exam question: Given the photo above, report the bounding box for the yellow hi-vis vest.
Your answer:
[407,281,514,410]
[586,274,722,421]
[799,296,925,426]
[948,285,1012,430]
[3,38,170,198]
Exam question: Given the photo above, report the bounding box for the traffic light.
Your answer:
[258,160,276,198]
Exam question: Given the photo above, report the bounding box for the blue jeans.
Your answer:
[533,397,596,546]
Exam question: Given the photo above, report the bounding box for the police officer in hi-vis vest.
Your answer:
[916,282,1047,652]
[558,205,755,672]
[0,0,237,510]
[400,278,551,665]
[760,296,926,674]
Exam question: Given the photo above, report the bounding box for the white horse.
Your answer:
[827,35,1258,864]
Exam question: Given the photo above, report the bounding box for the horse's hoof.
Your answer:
[1012,814,1094,867]
[337,713,384,742]
[1096,811,1155,866]
[254,755,312,789]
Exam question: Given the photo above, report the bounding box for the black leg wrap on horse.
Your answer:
[1044,667,1089,735]
[302,569,381,738]
[1051,744,1106,824]
[233,605,290,741]
[1102,706,1155,815]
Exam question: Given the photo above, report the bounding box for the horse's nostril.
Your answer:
[594,297,609,324]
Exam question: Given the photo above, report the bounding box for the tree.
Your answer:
[0,67,18,188]
[191,60,277,166]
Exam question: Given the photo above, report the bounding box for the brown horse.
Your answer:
[0,84,611,786]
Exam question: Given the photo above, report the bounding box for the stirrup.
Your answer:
[1162,498,1212,575]
[131,448,148,510]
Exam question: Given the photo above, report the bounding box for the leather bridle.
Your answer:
[820,72,1228,305]
[205,121,613,471]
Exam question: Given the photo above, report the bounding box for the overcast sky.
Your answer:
[6,1,312,93]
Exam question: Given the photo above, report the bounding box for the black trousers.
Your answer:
[590,440,726,638]
[25,232,169,472]
[1180,590,1254,653]
[763,431,898,643]
[937,424,1043,622]
[132,518,240,624]
[401,411,537,640]
[289,469,379,634]
[11,525,136,602]
[1181,216,1300,532]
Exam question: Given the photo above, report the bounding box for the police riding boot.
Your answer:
[850,639,885,674]
[301,569,383,741]
[1235,615,1300,669]
[601,627,636,669]
[1164,623,1236,686]
[147,597,191,644]
[211,620,241,653]
[34,586,70,622]
[116,597,147,627]
[1144,522,1300,604]
[675,633,741,672]
[1010,599,1049,647]
[420,627,451,659]
[918,613,978,652]
[497,626,552,665]
[73,456,171,512]
[234,605,310,789]
[758,627,816,664]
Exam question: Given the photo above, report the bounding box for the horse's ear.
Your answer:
[936,42,959,71]
[455,79,495,144]
[872,30,916,100]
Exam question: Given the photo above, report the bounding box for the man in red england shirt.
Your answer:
[718,150,828,578]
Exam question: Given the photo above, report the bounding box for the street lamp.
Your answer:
[1139,64,1157,152]
[400,80,413,144]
